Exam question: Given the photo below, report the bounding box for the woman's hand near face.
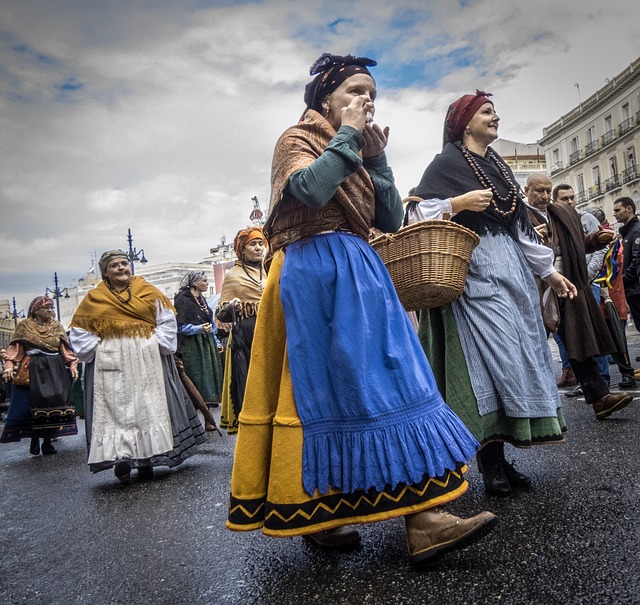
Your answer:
[362,123,390,158]
[451,189,493,213]
[341,95,373,133]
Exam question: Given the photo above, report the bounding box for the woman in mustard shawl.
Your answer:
[226,53,496,567]
[1,295,78,456]
[215,227,267,434]
[70,250,205,484]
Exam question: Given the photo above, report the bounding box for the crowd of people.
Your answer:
[1,51,638,570]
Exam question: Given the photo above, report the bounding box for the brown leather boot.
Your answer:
[592,392,634,420]
[556,368,577,388]
[405,507,497,567]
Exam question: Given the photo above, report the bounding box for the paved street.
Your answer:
[1,333,640,605]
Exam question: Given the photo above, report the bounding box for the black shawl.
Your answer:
[174,289,213,327]
[414,141,536,240]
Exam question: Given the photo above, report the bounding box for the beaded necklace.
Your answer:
[461,144,519,216]
[193,293,209,313]
[242,261,264,292]
[107,280,133,304]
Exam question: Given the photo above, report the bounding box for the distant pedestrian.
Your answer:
[1,296,78,456]
[69,250,205,484]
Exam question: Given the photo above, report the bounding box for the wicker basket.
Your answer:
[371,219,480,311]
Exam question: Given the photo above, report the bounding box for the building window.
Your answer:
[575,173,585,203]
[585,126,597,155]
[623,146,638,183]
[620,103,633,135]
[605,157,620,192]
[569,136,581,164]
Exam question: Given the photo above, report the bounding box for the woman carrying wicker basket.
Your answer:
[226,53,497,568]
[411,91,576,498]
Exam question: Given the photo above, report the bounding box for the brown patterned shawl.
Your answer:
[11,317,68,352]
[70,276,174,339]
[264,109,375,253]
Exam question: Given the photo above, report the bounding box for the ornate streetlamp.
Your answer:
[45,272,70,321]
[4,297,25,327]
[126,228,148,275]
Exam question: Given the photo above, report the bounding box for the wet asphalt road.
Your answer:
[1,334,640,605]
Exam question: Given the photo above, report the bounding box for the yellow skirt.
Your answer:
[227,250,469,537]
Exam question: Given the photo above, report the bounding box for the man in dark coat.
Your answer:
[525,175,634,420]
[613,196,640,332]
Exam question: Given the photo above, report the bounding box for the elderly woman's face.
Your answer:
[324,74,376,131]
[465,102,500,145]
[34,304,55,323]
[243,238,265,263]
[105,257,132,289]
[195,277,209,293]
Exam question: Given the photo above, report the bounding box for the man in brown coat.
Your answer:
[524,174,634,420]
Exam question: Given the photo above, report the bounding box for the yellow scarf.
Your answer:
[218,262,265,319]
[70,276,175,339]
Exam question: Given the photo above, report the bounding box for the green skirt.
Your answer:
[179,332,223,403]
[418,305,566,447]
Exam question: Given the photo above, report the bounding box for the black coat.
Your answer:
[619,215,640,297]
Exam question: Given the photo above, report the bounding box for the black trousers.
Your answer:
[568,356,609,405]
[626,294,640,334]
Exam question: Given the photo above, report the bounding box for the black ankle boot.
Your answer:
[29,437,40,456]
[477,443,511,497]
[41,439,57,455]
[501,459,531,488]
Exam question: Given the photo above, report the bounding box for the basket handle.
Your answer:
[402,195,451,226]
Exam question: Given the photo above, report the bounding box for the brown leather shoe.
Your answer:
[303,526,361,549]
[406,508,497,567]
[592,392,634,420]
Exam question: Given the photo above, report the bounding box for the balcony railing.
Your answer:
[569,150,582,165]
[588,184,603,199]
[585,140,599,155]
[550,161,564,174]
[604,174,621,192]
[602,129,615,146]
[575,189,587,204]
[622,164,639,183]
[619,117,634,135]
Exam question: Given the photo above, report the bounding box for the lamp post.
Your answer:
[5,297,25,327]
[45,272,70,321]
[126,228,148,275]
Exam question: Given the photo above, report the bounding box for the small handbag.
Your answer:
[542,288,560,333]
[12,355,31,386]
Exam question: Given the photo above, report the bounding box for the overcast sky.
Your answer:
[2,0,639,312]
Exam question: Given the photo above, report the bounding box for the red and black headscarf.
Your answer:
[304,52,377,113]
[443,90,493,147]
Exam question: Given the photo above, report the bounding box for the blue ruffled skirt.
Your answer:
[280,232,479,495]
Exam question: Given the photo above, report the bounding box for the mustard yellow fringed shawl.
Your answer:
[71,276,175,339]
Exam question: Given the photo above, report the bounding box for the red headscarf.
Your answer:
[28,295,54,318]
[443,90,493,147]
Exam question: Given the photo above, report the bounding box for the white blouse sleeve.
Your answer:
[155,302,178,355]
[516,225,556,278]
[406,198,453,223]
[68,327,101,363]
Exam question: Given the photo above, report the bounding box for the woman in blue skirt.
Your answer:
[226,53,497,567]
